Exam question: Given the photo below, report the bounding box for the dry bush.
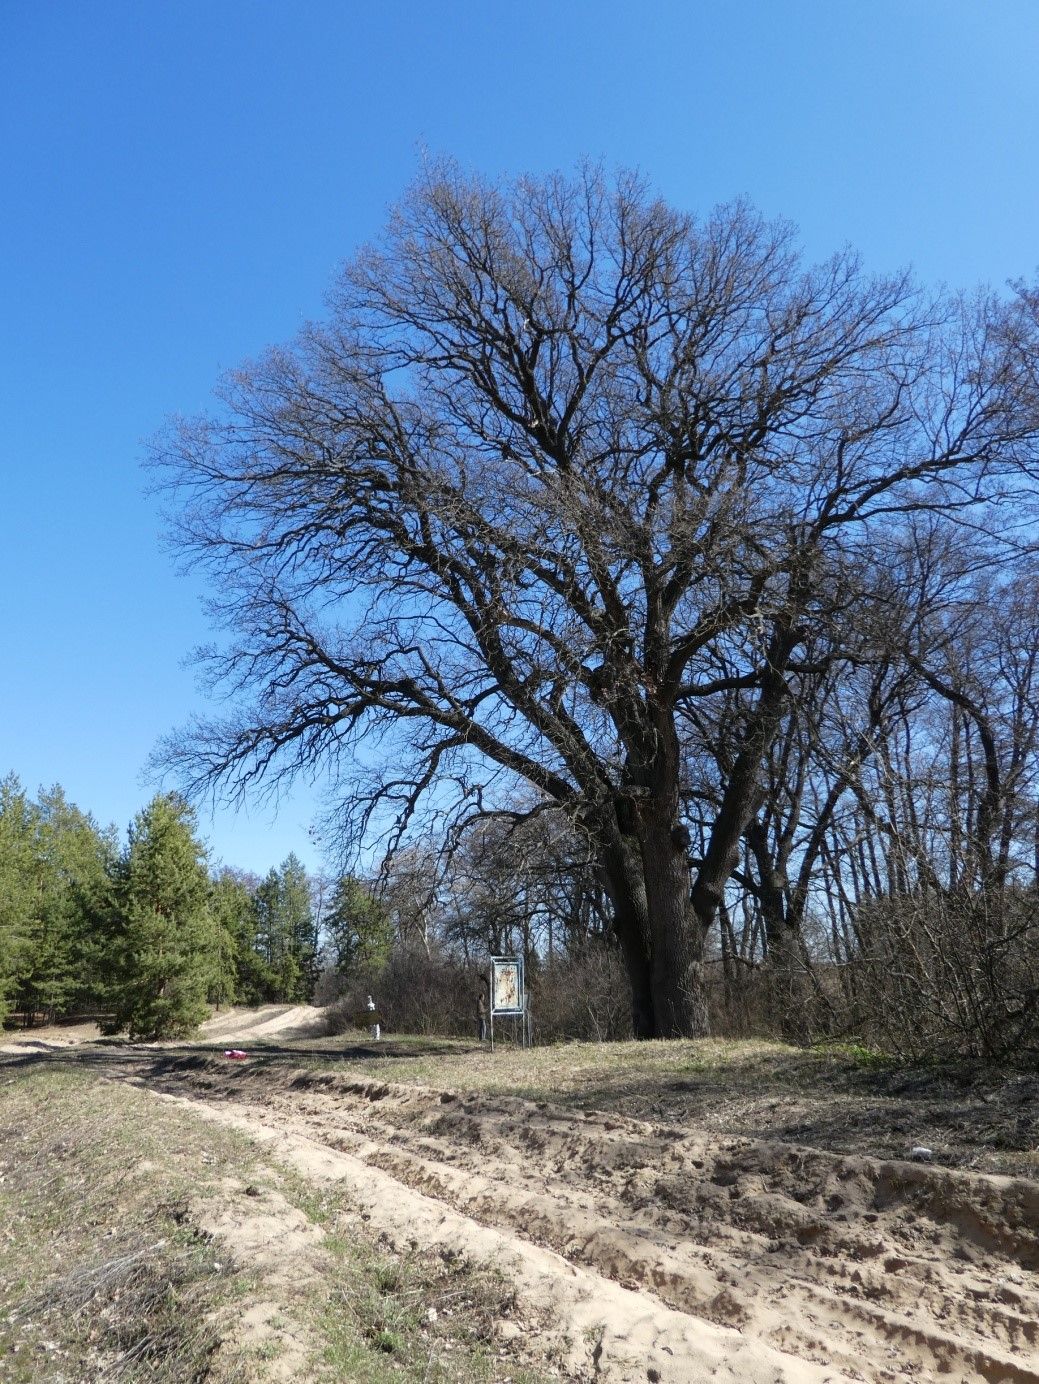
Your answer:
[529,948,632,1043]
[312,967,349,1007]
[325,944,635,1045]
[19,1238,222,1382]
[322,937,887,1051]
[703,960,816,1045]
[327,950,482,1038]
[851,888,1039,1061]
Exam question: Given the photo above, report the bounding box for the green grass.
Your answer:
[316,1234,558,1383]
[274,1166,563,1382]
[822,1040,894,1072]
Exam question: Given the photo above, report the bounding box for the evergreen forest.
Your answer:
[0,775,323,1039]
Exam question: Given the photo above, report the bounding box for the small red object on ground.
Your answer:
[222,1049,248,1060]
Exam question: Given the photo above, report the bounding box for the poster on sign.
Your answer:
[491,956,524,1014]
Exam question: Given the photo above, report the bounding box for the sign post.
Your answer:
[489,955,526,1051]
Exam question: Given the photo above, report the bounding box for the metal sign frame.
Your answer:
[489,955,528,1049]
[491,955,524,1014]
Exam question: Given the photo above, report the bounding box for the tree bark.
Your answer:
[602,837,655,1038]
[745,817,807,1040]
[603,803,711,1039]
[639,809,709,1038]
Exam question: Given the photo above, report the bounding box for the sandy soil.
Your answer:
[197,1004,331,1044]
[192,1172,331,1380]
[0,1020,104,1053]
[0,1005,327,1055]
[147,1057,1039,1383]
[5,1017,1037,1381]
[158,1086,847,1383]
[579,1059,1039,1182]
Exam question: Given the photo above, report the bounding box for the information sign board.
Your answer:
[491,956,524,1015]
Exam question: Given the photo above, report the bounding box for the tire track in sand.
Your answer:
[155,1063,1039,1383]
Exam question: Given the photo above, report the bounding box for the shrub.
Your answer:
[324,942,635,1044]
[850,888,1039,1061]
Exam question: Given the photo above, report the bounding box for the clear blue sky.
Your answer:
[2,1,1037,874]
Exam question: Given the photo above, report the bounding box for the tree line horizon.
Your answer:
[0,772,616,1042]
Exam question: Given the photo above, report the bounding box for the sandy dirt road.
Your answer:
[197,1004,330,1044]
[0,1005,327,1055]
[141,1057,1038,1384]
[4,1016,1037,1381]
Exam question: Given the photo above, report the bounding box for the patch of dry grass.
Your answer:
[303,1033,840,1101]
[0,1068,255,1381]
[0,1064,572,1381]
[218,1032,1037,1178]
[312,1214,567,1381]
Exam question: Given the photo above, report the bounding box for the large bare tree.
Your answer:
[155,163,1039,1037]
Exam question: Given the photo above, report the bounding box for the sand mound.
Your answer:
[198,1004,329,1044]
[151,1061,1039,1382]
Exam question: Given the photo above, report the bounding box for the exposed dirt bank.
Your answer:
[5,1025,1037,1381]
[143,1056,1039,1383]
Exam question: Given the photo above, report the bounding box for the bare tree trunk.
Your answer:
[640,810,708,1038]
[949,705,962,889]
[745,818,806,1041]
[602,838,655,1038]
[689,648,796,1005]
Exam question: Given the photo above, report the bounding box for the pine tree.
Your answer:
[250,855,317,1002]
[210,869,275,1004]
[279,853,317,1001]
[324,875,392,978]
[252,868,283,971]
[207,870,245,1008]
[27,786,115,1021]
[108,794,214,1040]
[0,775,38,1025]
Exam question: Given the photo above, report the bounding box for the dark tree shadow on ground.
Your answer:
[4,1037,1035,1179]
[0,1035,472,1083]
